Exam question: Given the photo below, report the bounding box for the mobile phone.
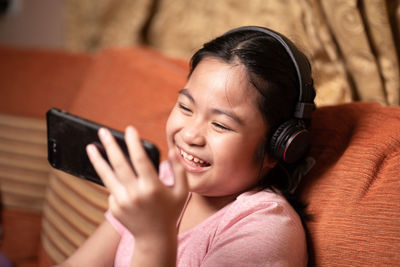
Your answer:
[46,108,160,186]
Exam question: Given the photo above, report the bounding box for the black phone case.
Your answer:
[46,108,160,186]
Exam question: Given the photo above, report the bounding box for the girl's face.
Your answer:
[166,57,272,198]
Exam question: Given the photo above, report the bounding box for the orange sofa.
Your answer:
[0,45,399,267]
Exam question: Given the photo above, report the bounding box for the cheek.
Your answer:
[166,108,183,143]
[211,137,262,190]
[165,112,175,143]
[212,136,258,168]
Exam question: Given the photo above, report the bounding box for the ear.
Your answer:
[261,156,277,176]
[254,138,276,175]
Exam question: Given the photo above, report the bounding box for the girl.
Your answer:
[58,26,316,267]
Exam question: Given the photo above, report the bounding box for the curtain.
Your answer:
[65,0,400,106]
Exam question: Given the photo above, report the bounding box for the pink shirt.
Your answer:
[106,162,307,266]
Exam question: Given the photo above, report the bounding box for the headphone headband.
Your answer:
[224,26,315,120]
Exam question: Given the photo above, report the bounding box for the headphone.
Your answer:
[224,26,315,163]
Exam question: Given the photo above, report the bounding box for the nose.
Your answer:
[181,119,206,147]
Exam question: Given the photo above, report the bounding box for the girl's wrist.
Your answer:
[132,229,178,267]
[134,224,178,248]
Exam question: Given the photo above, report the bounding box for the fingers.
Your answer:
[168,149,188,201]
[86,143,126,196]
[98,128,136,185]
[125,126,158,180]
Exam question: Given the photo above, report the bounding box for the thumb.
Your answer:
[168,149,188,202]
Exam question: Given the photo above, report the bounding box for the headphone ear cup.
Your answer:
[269,119,310,163]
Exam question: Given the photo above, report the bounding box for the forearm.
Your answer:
[55,221,120,267]
[130,230,178,267]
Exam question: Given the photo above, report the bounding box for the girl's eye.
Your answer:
[212,122,231,131]
[178,103,192,113]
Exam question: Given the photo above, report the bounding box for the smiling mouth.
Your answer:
[179,149,211,168]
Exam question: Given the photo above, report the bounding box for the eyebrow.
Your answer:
[178,88,244,125]
[178,88,195,103]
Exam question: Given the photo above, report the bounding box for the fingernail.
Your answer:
[87,144,96,154]
[99,128,110,140]
[126,126,139,138]
[126,125,134,134]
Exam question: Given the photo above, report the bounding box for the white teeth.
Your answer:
[180,149,205,164]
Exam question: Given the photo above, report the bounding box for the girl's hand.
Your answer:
[86,126,188,241]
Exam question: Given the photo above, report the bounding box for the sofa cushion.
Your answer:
[300,102,400,266]
[0,45,93,118]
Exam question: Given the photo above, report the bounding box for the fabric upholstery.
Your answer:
[0,45,93,118]
[299,102,400,265]
[65,0,400,107]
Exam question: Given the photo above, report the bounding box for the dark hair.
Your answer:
[189,28,316,219]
